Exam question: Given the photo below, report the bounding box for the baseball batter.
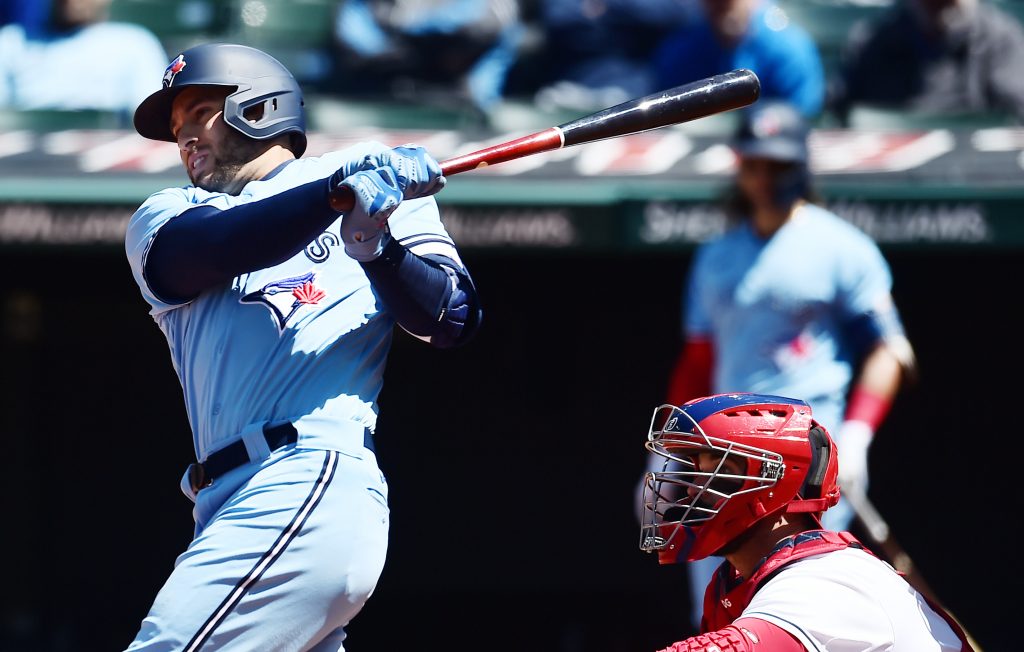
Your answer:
[639,393,973,651]
[123,44,480,650]
[637,100,916,629]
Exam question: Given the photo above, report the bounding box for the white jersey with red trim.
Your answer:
[743,547,961,651]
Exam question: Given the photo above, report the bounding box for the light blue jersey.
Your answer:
[685,203,894,433]
[124,142,466,651]
[680,203,897,626]
[126,143,461,463]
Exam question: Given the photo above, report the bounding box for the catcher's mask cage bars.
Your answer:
[639,404,785,553]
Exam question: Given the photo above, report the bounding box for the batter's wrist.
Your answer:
[844,387,891,432]
[344,228,390,262]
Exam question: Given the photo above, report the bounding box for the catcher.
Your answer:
[639,393,974,651]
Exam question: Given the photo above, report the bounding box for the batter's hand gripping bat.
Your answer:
[329,69,761,211]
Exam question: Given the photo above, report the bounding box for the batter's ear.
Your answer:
[286,132,305,157]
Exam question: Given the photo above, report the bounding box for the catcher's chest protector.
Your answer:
[701,530,862,631]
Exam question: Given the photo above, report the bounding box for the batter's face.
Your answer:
[736,155,795,210]
[170,86,268,193]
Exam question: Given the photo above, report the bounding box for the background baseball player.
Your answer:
[639,393,972,651]
[124,43,481,650]
[636,99,916,630]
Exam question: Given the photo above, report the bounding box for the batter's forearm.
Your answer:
[145,178,339,302]
[845,344,903,429]
[360,237,481,348]
[855,344,902,399]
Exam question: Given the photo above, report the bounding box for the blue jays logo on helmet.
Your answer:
[162,54,187,88]
[240,272,327,332]
[751,108,784,139]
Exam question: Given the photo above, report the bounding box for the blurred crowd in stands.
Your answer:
[2,0,1024,127]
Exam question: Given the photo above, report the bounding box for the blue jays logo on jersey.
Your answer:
[163,54,187,88]
[240,272,327,332]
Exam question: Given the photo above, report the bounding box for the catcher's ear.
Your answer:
[800,426,831,500]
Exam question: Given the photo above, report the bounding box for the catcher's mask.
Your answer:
[639,393,839,564]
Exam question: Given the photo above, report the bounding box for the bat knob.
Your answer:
[329,183,355,213]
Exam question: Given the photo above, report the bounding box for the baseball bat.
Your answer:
[846,488,983,650]
[329,69,760,212]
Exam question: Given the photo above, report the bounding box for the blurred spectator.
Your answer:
[0,0,49,32]
[331,0,523,115]
[829,0,1024,123]
[0,0,167,116]
[653,0,825,117]
[529,0,690,112]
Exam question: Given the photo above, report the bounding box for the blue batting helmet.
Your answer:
[732,100,808,164]
[134,43,307,156]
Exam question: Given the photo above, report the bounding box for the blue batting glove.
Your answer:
[340,167,403,262]
[388,145,446,199]
[334,143,446,200]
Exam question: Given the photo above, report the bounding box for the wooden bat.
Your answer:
[329,69,760,212]
[846,488,984,650]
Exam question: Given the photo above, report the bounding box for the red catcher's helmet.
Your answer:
[639,393,839,563]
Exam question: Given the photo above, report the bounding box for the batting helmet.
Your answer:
[134,43,307,156]
[639,393,839,564]
[732,100,809,164]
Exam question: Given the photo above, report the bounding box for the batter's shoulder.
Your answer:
[800,203,879,249]
[685,225,750,276]
[697,222,754,253]
[131,185,233,229]
[138,185,216,209]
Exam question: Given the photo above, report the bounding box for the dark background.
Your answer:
[0,244,1017,651]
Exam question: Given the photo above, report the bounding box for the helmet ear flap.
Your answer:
[800,425,831,500]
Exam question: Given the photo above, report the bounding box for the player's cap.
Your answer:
[732,100,809,164]
[134,43,307,156]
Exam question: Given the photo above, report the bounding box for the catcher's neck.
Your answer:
[727,516,811,579]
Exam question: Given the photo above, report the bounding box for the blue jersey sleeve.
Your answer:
[835,235,892,317]
[683,246,714,338]
[834,232,912,358]
[125,187,195,317]
[363,195,481,347]
[387,195,466,270]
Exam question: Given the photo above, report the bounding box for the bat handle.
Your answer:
[327,127,566,212]
[438,128,564,175]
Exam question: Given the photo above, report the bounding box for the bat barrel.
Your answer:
[329,69,761,211]
[558,69,761,147]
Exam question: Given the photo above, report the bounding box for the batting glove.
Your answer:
[335,143,446,200]
[836,420,873,497]
[340,167,403,262]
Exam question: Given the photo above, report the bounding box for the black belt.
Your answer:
[188,421,374,493]
[190,421,297,492]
